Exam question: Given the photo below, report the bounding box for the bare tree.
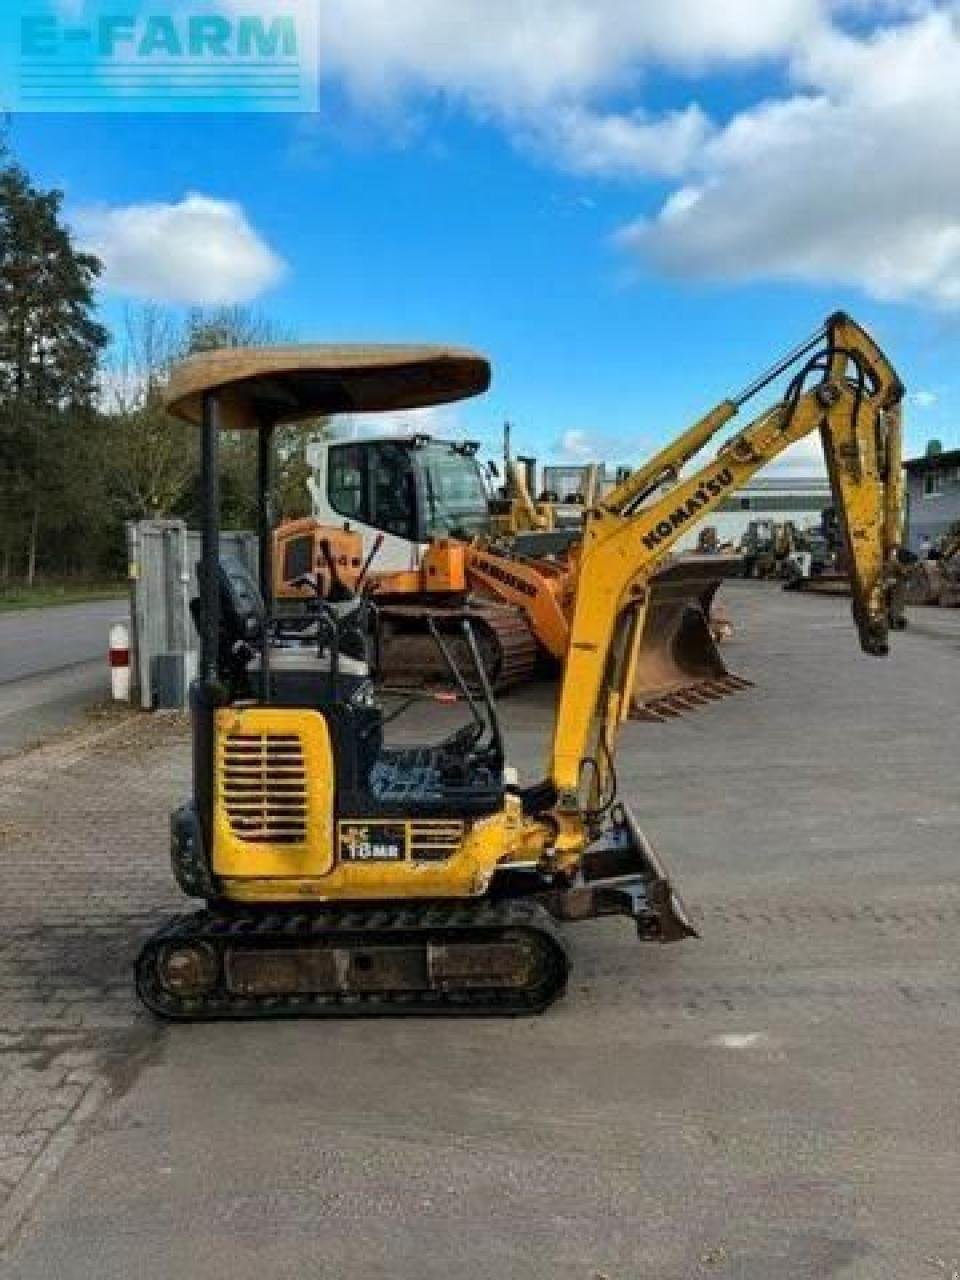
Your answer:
[99,304,327,527]
[99,304,196,519]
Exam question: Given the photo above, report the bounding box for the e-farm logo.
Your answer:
[6,2,318,113]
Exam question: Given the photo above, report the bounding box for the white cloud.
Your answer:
[529,104,713,178]
[320,0,821,111]
[760,435,828,476]
[276,1,960,311]
[74,194,287,305]
[298,0,827,184]
[557,429,595,460]
[331,404,466,441]
[620,11,960,307]
[216,2,960,311]
[911,389,938,408]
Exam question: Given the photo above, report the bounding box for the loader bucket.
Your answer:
[630,554,751,721]
[903,560,943,607]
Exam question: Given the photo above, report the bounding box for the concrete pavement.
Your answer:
[0,583,957,1278]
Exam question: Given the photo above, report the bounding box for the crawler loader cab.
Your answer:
[306,433,492,574]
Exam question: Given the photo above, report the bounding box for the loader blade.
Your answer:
[630,554,750,721]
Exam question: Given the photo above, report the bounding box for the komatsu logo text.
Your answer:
[641,467,735,552]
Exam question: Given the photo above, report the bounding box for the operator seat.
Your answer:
[191,556,372,707]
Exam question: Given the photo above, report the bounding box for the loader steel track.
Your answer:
[377,601,539,693]
[135,899,569,1020]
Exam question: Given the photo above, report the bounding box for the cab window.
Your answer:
[368,442,416,539]
[328,445,367,521]
[282,534,314,582]
[422,444,489,538]
[327,442,416,539]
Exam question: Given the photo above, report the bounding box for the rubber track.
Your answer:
[135,898,569,1021]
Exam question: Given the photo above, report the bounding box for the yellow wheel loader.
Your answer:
[136,315,904,1019]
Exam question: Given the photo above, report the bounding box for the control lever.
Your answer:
[318,539,354,603]
[356,533,385,594]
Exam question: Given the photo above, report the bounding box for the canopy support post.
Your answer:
[257,419,274,704]
[200,391,220,685]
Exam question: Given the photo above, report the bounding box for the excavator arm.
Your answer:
[549,312,904,807]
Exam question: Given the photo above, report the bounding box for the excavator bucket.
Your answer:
[629,555,751,721]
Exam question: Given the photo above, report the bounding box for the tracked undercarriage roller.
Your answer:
[136,901,570,1019]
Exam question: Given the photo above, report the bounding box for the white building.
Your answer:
[672,474,832,550]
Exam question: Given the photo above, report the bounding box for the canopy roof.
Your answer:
[163,343,491,430]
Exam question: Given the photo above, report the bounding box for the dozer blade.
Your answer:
[630,554,751,721]
[541,802,698,941]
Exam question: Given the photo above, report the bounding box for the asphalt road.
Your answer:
[0,598,128,756]
[1,583,959,1279]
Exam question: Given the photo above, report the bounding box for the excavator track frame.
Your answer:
[136,899,569,1020]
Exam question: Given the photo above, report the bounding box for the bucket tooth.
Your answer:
[678,687,712,707]
[630,705,669,724]
[693,682,726,701]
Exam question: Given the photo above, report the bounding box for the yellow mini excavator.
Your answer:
[136,314,904,1019]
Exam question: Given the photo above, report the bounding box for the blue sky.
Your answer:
[8,1,960,469]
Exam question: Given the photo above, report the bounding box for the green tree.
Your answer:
[185,304,280,354]
[0,155,108,583]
